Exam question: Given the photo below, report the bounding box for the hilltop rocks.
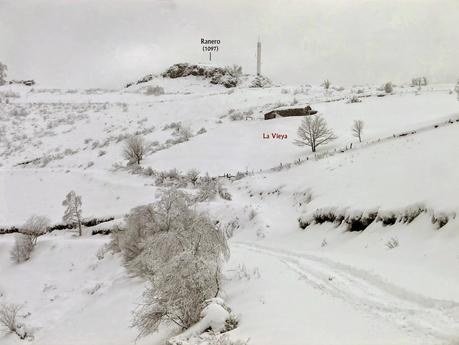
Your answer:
[162,63,242,88]
[125,63,246,89]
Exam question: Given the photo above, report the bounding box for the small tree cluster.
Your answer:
[294,115,337,152]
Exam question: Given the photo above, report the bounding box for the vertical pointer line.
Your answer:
[209,52,212,61]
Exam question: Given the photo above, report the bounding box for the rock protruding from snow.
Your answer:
[168,298,235,345]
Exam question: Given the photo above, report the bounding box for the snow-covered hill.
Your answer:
[1,73,459,344]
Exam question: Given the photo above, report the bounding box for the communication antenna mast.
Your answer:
[257,37,261,76]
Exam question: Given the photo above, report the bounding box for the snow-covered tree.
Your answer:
[117,188,229,336]
[294,115,337,152]
[322,79,330,90]
[0,62,7,86]
[62,191,83,236]
[20,215,50,245]
[123,135,145,165]
[352,120,364,143]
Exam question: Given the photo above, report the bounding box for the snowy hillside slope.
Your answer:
[0,232,173,345]
[1,75,459,345]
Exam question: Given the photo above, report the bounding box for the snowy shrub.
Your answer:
[399,204,426,224]
[126,189,229,336]
[10,234,35,263]
[229,112,244,121]
[196,175,218,202]
[385,237,399,250]
[250,75,272,88]
[175,126,193,142]
[218,185,232,201]
[187,169,200,186]
[221,218,240,238]
[98,150,106,157]
[347,95,362,103]
[162,121,182,131]
[376,211,397,226]
[144,85,165,96]
[431,212,453,229]
[123,135,146,165]
[322,79,330,90]
[155,169,188,188]
[384,82,393,94]
[345,211,377,232]
[321,239,328,247]
[0,303,28,339]
[20,215,50,245]
[197,127,207,135]
[248,209,257,221]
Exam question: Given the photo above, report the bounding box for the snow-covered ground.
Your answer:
[1,76,459,344]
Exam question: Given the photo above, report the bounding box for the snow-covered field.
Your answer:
[1,75,459,344]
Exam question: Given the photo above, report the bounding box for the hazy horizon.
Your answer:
[1,0,458,88]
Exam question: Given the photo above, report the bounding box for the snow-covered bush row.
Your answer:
[109,189,231,337]
[298,204,454,231]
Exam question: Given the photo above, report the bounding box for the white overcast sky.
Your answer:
[1,0,458,88]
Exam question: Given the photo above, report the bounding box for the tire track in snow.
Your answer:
[235,242,459,344]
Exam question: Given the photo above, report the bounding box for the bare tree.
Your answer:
[123,135,145,165]
[0,62,7,86]
[62,191,83,236]
[294,115,337,152]
[352,120,364,143]
[20,215,50,245]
